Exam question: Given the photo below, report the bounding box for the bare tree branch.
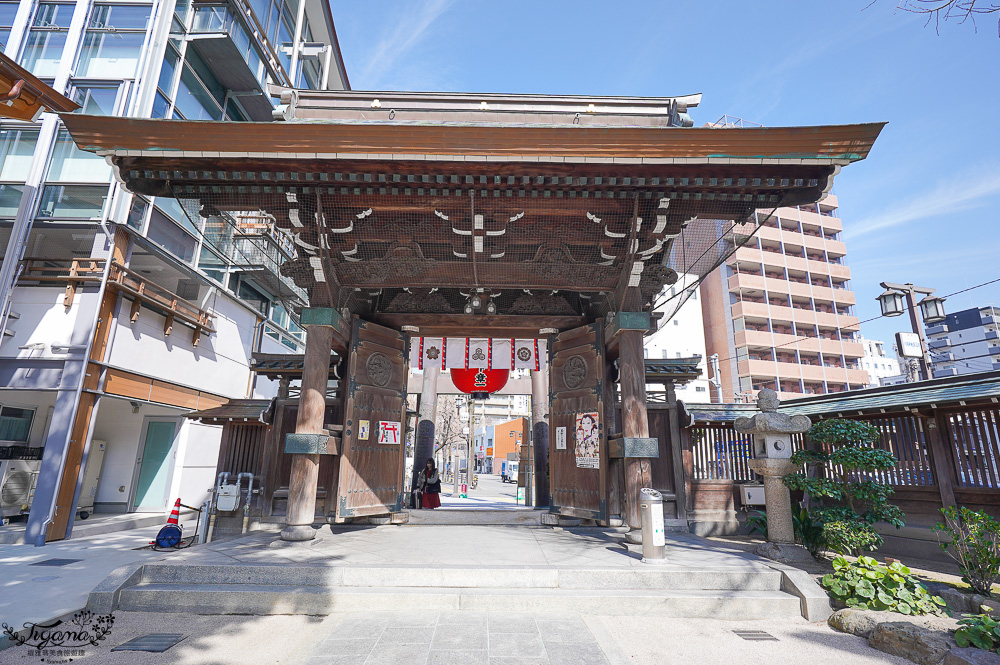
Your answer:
[894,0,1000,36]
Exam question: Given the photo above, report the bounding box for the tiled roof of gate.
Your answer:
[185,399,272,423]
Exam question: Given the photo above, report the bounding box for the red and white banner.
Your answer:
[411,337,547,371]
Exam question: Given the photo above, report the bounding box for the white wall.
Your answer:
[168,419,221,509]
[251,332,290,399]
[90,397,183,509]
[0,286,99,359]
[645,275,711,402]
[108,290,256,399]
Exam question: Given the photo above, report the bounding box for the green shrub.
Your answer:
[933,506,1000,597]
[746,510,767,538]
[784,419,905,555]
[793,507,827,557]
[956,610,1000,652]
[821,555,949,616]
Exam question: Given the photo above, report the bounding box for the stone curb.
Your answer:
[756,558,833,621]
[86,561,146,613]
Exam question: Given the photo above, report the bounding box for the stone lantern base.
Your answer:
[745,458,813,564]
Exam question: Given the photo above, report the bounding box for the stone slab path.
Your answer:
[306,611,609,665]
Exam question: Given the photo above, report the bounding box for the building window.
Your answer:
[126,196,148,231]
[47,129,112,182]
[37,184,108,218]
[76,4,151,78]
[0,183,23,217]
[0,128,40,181]
[147,207,196,263]
[70,83,121,115]
[0,405,34,442]
[23,2,74,77]
[0,0,17,51]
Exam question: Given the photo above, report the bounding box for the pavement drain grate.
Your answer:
[29,558,82,567]
[112,634,187,653]
[733,630,779,641]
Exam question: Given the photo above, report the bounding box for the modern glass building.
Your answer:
[0,0,346,543]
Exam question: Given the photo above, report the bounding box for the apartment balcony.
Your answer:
[928,338,949,350]
[731,300,771,321]
[797,207,843,232]
[727,272,768,294]
[925,323,949,335]
[218,215,307,304]
[188,5,275,121]
[734,329,799,350]
[987,331,999,341]
[807,257,850,280]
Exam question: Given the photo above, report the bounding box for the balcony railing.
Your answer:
[18,257,105,309]
[15,257,216,345]
[108,262,216,344]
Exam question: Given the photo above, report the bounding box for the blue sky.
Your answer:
[330,1,1000,350]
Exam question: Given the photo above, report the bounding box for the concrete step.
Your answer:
[117,583,802,618]
[404,509,543,525]
[138,563,783,591]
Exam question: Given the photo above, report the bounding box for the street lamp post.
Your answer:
[877,282,947,382]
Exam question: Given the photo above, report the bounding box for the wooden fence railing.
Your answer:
[682,403,1000,523]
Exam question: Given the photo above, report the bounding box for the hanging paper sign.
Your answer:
[410,338,546,370]
[555,427,567,450]
[575,412,600,469]
[450,368,510,395]
[359,420,370,441]
[378,421,401,445]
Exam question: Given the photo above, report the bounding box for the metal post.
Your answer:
[904,287,933,381]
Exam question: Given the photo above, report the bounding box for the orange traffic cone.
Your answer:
[167,498,181,526]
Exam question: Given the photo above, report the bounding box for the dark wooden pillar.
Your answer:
[923,410,957,509]
[619,330,651,532]
[604,356,624,524]
[281,324,332,541]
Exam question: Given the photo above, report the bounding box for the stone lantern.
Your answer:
[735,389,811,560]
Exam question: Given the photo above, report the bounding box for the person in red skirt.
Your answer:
[417,458,441,509]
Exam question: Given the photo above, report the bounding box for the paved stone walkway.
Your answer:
[306,611,609,665]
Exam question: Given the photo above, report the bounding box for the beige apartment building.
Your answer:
[700,194,870,401]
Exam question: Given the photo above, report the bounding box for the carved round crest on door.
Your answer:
[563,355,588,389]
[366,352,392,387]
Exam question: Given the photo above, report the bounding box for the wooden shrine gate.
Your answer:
[548,322,608,521]
[335,319,410,520]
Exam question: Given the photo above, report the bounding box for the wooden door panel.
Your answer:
[548,322,606,520]
[336,319,409,519]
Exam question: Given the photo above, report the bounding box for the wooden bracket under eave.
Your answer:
[164,312,174,337]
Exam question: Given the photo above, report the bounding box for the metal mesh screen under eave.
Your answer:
[168,177,782,325]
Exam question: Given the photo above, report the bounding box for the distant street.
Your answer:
[438,472,523,508]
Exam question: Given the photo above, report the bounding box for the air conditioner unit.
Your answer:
[0,459,42,517]
[740,483,766,507]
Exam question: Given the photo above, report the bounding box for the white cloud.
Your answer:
[357,0,454,90]
[845,165,1000,240]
